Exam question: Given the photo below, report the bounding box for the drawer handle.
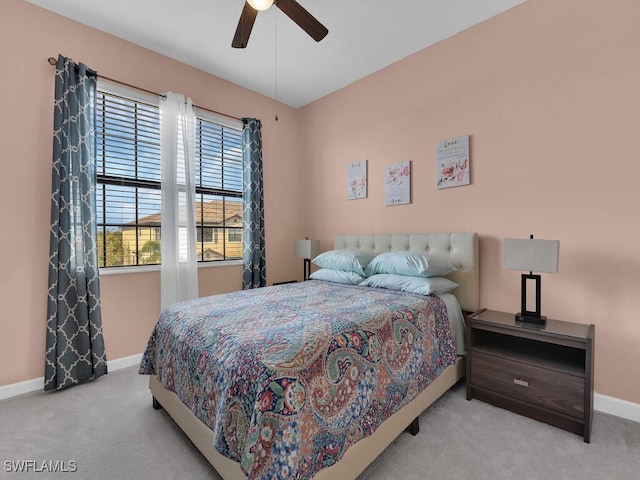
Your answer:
[513,378,529,387]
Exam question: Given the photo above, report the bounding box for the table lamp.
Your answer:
[503,235,559,325]
[295,238,320,281]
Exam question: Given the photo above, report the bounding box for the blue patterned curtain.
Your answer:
[242,118,266,289]
[45,55,107,391]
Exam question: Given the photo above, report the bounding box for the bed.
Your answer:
[140,232,479,479]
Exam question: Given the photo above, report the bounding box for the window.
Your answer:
[194,112,244,262]
[228,229,242,243]
[95,83,243,268]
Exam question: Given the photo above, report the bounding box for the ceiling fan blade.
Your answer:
[275,0,328,42]
[232,2,259,48]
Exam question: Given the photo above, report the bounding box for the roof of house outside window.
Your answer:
[130,199,243,227]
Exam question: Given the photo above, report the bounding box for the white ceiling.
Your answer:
[27,0,527,108]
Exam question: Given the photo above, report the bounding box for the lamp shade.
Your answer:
[504,238,559,273]
[295,239,320,260]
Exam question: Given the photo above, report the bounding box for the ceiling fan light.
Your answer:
[247,0,274,11]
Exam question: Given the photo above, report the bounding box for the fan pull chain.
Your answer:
[274,8,279,121]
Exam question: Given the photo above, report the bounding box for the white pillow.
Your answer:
[312,250,374,276]
[309,269,366,285]
[360,274,458,295]
[365,251,456,278]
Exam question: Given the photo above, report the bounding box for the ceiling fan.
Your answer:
[232,0,328,49]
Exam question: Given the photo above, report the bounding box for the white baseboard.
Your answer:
[0,353,143,401]
[106,353,143,372]
[0,376,44,401]
[594,392,640,423]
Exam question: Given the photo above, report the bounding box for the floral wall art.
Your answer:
[385,160,411,205]
[347,160,367,199]
[436,135,470,189]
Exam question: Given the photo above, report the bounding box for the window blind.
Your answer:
[95,88,243,268]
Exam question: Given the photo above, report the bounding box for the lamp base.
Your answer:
[515,313,547,325]
[303,258,311,281]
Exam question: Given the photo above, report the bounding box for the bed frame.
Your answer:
[149,232,479,479]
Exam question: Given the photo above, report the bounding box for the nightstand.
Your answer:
[466,309,595,442]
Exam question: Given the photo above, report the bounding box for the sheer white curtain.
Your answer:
[160,92,198,309]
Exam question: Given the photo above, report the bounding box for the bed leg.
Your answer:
[406,417,420,436]
[152,396,163,410]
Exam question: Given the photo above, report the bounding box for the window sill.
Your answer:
[99,259,242,276]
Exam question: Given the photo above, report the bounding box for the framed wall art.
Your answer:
[436,135,470,189]
[347,160,367,200]
[385,160,411,206]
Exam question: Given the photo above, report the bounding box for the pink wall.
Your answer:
[0,0,307,386]
[300,0,640,403]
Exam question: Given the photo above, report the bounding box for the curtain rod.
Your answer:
[47,57,242,122]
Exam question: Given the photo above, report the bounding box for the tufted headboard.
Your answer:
[334,233,479,313]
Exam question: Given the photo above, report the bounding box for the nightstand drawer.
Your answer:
[470,351,584,419]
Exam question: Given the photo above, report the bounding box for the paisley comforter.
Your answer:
[139,280,457,479]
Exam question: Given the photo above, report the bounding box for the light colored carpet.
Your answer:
[1,366,638,479]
